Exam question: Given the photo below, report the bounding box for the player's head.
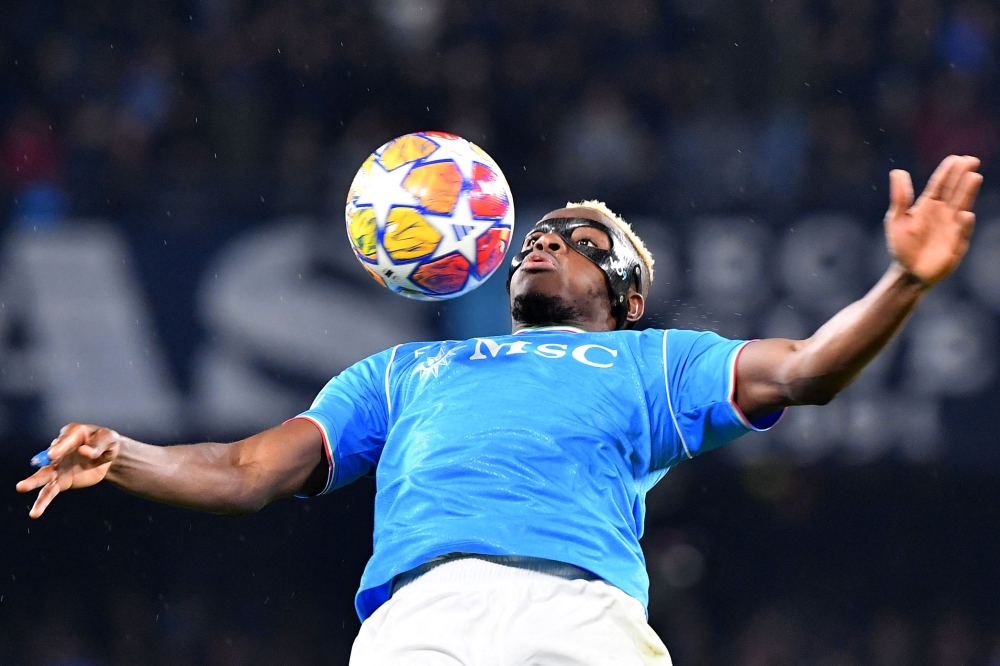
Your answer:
[507,201,655,332]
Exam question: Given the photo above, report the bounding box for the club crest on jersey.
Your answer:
[412,345,463,379]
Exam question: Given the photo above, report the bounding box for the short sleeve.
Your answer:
[293,348,394,495]
[663,329,783,461]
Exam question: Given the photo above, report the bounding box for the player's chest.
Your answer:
[395,338,644,410]
[402,338,629,378]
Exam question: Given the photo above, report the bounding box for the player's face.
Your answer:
[508,209,619,331]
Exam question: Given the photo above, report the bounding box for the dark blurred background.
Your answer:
[1,0,1000,664]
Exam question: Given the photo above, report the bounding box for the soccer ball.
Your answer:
[345,131,515,300]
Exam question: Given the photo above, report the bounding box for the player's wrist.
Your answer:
[102,433,130,482]
[888,261,933,292]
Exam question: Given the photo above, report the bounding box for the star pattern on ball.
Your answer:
[354,158,420,224]
[424,190,497,263]
[429,137,482,182]
[375,239,421,285]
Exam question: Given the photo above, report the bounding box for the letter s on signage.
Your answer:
[535,343,568,359]
[572,344,618,368]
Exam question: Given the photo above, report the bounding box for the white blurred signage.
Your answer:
[0,224,182,438]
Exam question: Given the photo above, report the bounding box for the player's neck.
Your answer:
[511,315,615,334]
[509,292,616,333]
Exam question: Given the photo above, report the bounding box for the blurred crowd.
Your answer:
[0,0,997,232]
[5,589,1000,665]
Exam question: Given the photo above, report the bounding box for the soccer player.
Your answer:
[17,155,982,664]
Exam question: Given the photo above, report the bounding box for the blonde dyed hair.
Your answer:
[565,200,655,286]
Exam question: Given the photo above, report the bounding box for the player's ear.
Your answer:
[625,290,644,324]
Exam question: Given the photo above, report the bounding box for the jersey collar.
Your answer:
[513,325,586,335]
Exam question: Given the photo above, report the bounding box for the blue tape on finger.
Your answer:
[30,450,51,468]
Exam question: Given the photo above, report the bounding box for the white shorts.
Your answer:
[349,556,672,666]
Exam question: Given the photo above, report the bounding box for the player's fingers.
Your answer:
[78,428,120,461]
[47,424,95,462]
[957,211,976,241]
[887,169,914,220]
[948,156,981,201]
[922,155,959,201]
[963,155,981,169]
[950,171,983,211]
[78,444,101,459]
[939,156,973,203]
[15,466,58,493]
[29,481,61,519]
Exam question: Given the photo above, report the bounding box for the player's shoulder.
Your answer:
[627,327,741,360]
[663,327,738,350]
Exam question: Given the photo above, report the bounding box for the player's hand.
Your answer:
[885,155,983,287]
[15,423,122,518]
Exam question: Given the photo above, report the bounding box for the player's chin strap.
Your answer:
[506,217,644,330]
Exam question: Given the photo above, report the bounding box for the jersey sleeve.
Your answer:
[641,329,783,472]
[293,348,394,495]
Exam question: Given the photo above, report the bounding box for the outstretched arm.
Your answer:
[15,418,327,518]
[735,155,983,422]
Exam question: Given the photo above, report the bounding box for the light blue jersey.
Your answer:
[296,326,781,621]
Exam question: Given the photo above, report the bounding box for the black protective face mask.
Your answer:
[506,217,644,329]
